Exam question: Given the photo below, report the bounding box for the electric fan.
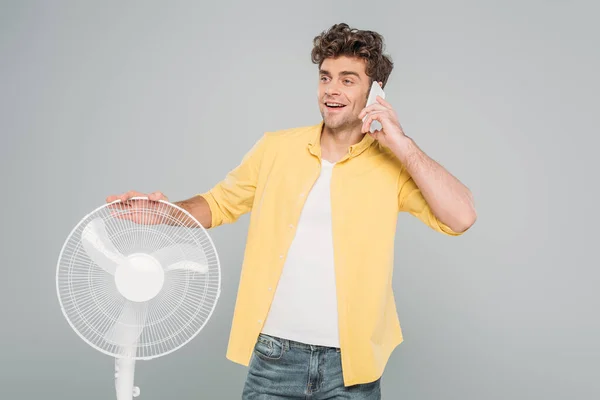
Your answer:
[56,197,221,400]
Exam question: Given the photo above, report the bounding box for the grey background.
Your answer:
[1,1,598,399]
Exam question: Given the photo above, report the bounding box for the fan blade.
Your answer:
[149,243,199,264]
[103,301,148,358]
[81,218,126,275]
[165,260,209,274]
[149,243,208,273]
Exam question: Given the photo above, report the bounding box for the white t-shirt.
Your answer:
[261,159,340,348]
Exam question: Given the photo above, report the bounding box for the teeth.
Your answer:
[326,103,344,107]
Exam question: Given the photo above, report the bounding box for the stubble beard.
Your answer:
[321,110,360,133]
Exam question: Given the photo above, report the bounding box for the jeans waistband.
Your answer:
[259,333,341,353]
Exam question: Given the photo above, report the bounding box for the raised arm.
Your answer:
[359,94,476,234]
[394,137,476,235]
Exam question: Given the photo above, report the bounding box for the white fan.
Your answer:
[56,197,221,400]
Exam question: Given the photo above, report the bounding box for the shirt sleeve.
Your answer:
[197,133,268,228]
[397,165,464,236]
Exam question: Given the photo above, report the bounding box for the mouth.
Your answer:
[324,101,347,111]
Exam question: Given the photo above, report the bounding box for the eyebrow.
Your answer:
[319,69,362,80]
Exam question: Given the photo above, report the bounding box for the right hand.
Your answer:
[105,190,170,225]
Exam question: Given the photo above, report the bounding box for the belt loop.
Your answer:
[283,339,289,351]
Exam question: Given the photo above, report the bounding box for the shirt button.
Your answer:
[299,193,305,197]
[289,224,294,229]
[268,287,272,291]
[279,254,283,259]
[258,320,262,324]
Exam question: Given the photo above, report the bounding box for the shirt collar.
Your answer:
[307,120,375,159]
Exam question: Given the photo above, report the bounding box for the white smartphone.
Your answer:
[362,81,386,132]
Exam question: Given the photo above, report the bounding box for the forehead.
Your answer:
[320,56,367,77]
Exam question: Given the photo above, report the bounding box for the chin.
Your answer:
[323,116,356,130]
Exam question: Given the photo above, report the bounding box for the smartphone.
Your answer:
[363,81,386,132]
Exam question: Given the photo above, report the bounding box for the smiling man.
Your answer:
[108,23,476,399]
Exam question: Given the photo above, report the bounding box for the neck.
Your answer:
[320,122,364,162]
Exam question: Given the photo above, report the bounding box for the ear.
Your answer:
[378,81,383,88]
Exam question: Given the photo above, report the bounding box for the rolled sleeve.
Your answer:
[197,133,268,228]
[397,167,464,237]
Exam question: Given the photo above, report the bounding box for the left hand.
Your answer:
[358,96,406,148]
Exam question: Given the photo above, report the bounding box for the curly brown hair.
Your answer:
[311,23,394,89]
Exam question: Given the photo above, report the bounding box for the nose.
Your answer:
[325,82,342,97]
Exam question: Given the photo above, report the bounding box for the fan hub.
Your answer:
[115,253,165,302]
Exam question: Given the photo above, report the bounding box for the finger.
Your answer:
[361,111,386,133]
[375,95,393,109]
[364,111,390,134]
[358,104,387,120]
[109,201,132,214]
[358,103,388,120]
[119,191,131,202]
[148,191,167,201]
[362,112,377,132]
[108,203,130,212]
[121,190,146,202]
[129,190,148,200]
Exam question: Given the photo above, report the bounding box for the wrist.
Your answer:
[389,135,415,162]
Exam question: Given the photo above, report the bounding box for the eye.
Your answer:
[343,79,353,85]
[320,76,329,82]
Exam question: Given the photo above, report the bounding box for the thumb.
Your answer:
[369,129,381,140]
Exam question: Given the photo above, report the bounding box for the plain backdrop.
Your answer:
[1,1,598,399]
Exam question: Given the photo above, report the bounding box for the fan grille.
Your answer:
[56,198,221,360]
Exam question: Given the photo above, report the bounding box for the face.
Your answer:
[317,56,374,131]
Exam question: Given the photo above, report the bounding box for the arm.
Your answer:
[109,129,266,230]
[124,134,268,229]
[105,190,213,228]
[172,195,213,228]
[393,136,476,234]
[359,94,476,234]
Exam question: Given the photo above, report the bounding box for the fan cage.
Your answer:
[56,197,221,360]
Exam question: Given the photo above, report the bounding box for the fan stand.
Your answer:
[113,253,162,400]
[115,350,140,399]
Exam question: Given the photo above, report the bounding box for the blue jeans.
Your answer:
[242,333,382,399]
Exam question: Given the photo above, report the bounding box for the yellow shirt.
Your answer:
[199,121,463,386]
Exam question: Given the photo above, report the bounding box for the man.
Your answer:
[107,23,476,399]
